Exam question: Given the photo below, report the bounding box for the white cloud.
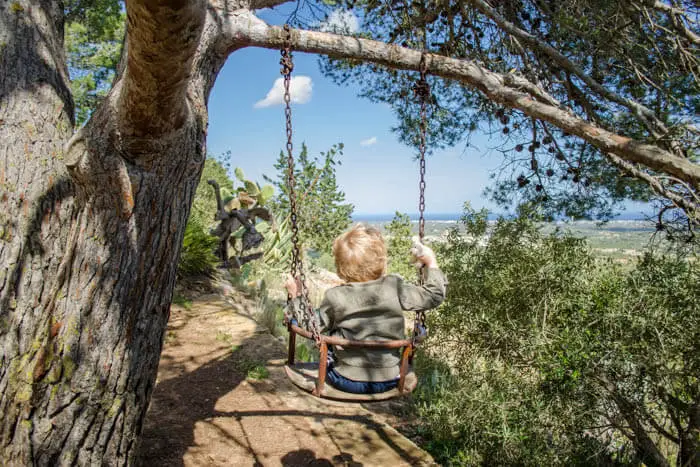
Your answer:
[360,136,377,146]
[319,9,359,35]
[254,76,313,108]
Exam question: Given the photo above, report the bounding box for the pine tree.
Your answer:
[386,212,417,281]
[265,143,354,253]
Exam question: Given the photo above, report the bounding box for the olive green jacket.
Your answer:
[313,268,447,382]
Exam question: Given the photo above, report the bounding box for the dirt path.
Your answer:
[137,292,435,466]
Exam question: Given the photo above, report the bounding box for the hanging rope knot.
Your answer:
[413,79,430,100]
[413,53,430,99]
[280,54,294,75]
[280,24,294,75]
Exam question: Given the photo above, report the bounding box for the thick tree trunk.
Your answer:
[1,0,210,464]
[0,0,693,464]
[1,0,77,461]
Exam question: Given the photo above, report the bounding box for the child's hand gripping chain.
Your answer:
[410,236,438,269]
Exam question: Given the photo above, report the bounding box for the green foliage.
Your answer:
[178,157,232,277]
[235,357,270,380]
[222,166,275,211]
[413,203,699,465]
[251,279,286,337]
[310,251,336,273]
[265,143,354,254]
[320,1,698,226]
[257,212,293,273]
[178,215,219,277]
[246,365,269,380]
[294,340,319,363]
[215,331,232,343]
[64,0,124,125]
[385,211,416,281]
[172,294,192,310]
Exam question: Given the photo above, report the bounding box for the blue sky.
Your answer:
[205,6,650,219]
[205,8,503,216]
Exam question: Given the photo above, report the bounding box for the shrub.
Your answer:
[178,157,233,277]
[386,211,417,281]
[310,251,336,273]
[412,203,699,466]
[265,142,353,254]
[178,214,219,277]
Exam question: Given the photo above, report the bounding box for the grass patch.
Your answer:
[215,330,232,343]
[172,294,192,310]
[164,331,177,345]
[235,357,270,380]
[246,365,269,380]
[294,340,319,363]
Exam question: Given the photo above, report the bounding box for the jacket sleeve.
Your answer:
[397,268,448,312]
[317,292,335,335]
[287,291,336,335]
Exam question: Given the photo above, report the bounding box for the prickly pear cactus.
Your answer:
[208,168,276,269]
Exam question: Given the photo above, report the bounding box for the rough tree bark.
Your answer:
[0,0,215,464]
[0,0,697,465]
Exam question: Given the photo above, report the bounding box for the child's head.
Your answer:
[333,224,387,283]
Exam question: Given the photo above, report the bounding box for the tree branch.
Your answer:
[119,0,206,138]
[250,0,295,9]
[648,0,700,45]
[606,152,699,218]
[465,0,672,143]
[223,11,700,187]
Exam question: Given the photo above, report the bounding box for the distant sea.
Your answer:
[354,213,461,222]
[353,212,648,223]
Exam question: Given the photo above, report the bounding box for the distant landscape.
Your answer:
[355,214,659,261]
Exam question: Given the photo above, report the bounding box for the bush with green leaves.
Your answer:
[265,142,354,254]
[178,157,277,277]
[413,204,699,466]
[178,215,220,277]
[177,158,234,276]
[385,211,417,281]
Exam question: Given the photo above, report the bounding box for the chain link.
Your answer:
[412,52,430,348]
[281,25,321,345]
[414,53,429,243]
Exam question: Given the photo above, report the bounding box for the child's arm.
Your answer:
[317,294,334,334]
[398,239,447,311]
[284,275,335,333]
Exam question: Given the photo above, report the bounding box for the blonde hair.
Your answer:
[333,224,387,283]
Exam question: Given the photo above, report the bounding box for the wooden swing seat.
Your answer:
[285,362,417,402]
[285,323,418,401]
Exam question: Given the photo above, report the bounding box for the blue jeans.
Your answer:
[325,366,399,394]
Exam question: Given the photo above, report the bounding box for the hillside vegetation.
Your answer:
[179,156,698,466]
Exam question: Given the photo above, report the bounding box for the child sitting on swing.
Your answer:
[285,224,447,394]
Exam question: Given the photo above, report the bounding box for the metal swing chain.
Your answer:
[415,53,430,244]
[413,52,430,344]
[280,25,321,345]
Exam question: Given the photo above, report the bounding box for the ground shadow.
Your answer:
[136,334,260,466]
[137,312,426,466]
